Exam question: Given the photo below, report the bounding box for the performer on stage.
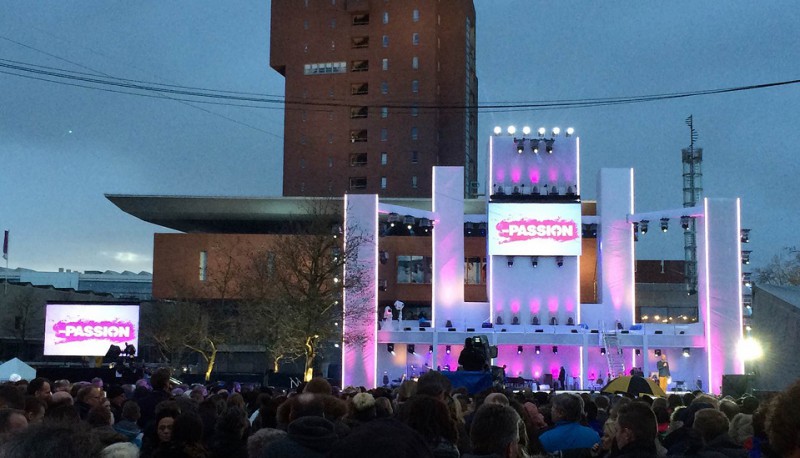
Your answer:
[657,353,670,393]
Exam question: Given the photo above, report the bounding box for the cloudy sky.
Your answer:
[1,1,798,273]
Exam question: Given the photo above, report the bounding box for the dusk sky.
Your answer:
[2,1,798,274]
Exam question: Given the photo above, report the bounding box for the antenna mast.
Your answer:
[682,116,703,295]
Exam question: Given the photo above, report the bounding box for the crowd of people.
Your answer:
[0,367,798,458]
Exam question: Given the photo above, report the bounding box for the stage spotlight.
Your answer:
[517,346,523,354]
[743,272,752,288]
[531,256,538,268]
[640,220,649,234]
[493,126,502,135]
[742,251,751,265]
[566,127,575,137]
[556,256,564,267]
[379,251,388,264]
[545,138,555,153]
[660,218,669,232]
[635,349,641,356]
[387,343,395,355]
[600,348,606,355]
[552,127,561,136]
[522,126,531,135]
[408,344,415,354]
[507,256,515,267]
[535,346,541,354]
[741,229,750,243]
[515,138,525,154]
[531,139,540,154]
[682,348,691,357]
[446,345,451,354]
[387,212,400,227]
[680,216,691,230]
[507,125,517,135]
[738,337,763,361]
[537,127,546,137]
[654,349,662,357]
[429,345,433,354]
[552,346,558,354]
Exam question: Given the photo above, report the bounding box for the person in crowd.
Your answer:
[662,401,713,455]
[113,400,143,447]
[140,407,179,458]
[766,379,800,458]
[690,408,747,457]
[417,371,453,401]
[154,412,208,458]
[0,421,101,458]
[53,379,71,393]
[720,398,740,422]
[51,389,74,406]
[395,380,418,408]
[75,385,105,420]
[396,394,460,458]
[107,385,127,424]
[25,377,52,405]
[611,401,658,457]
[209,406,249,458]
[328,418,435,458]
[727,412,753,448]
[262,393,339,457]
[100,441,140,458]
[0,384,25,410]
[657,354,671,394]
[538,393,600,453]
[375,395,394,418]
[0,408,28,439]
[23,396,46,425]
[464,403,523,458]
[303,377,332,396]
[344,392,377,428]
[247,427,286,458]
[138,367,173,428]
[591,419,619,457]
[459,337,487,372]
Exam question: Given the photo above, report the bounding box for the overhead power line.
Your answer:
[1,58,799,112]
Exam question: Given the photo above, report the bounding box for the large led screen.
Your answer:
[488,203,582,256]
[44,303,140,356]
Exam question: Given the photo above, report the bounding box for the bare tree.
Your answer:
[142,246,241,381]
[239,199,373,381]
[755,248,800,286]
[5,290,43,360]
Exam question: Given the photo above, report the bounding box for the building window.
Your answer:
[328,157,334,168]
[350,106,369,119]
[199,251,207,281]
[304,20,309,30]
[381,107,388,118]
[330,18,336,29]
[351,60,369,72]
[349,153,368,166]
[411,151,419,163]
[411,127,419,140]
[349,177,367,190]
[412,56,419,69]
[412,33,419,45]
[330,40,335,50]
[465,257,487,284]
[350,129,368,143]
[304,61,347,75]
[411,80,419,93]
[352,13,369,26]
[352,36,369,48]
[328,133,334,143]
[351,83,369,95]
[383,11,389,24]
[382,35,389,47]
[412,176,418,188]
[412,9,420,22]
[381,81,388,94]
[380,128,388,142]
[382,58,389,70]
[411,105,419,117]
[381,176,387,189]
[397,256,432,283]
[381,152,388,165]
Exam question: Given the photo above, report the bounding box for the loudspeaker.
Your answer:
[722,374,752,398]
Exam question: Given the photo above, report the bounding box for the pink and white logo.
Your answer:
[52,319,136,344]
[495,218,579,244]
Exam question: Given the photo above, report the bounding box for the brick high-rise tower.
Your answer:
[271,0,478,198]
